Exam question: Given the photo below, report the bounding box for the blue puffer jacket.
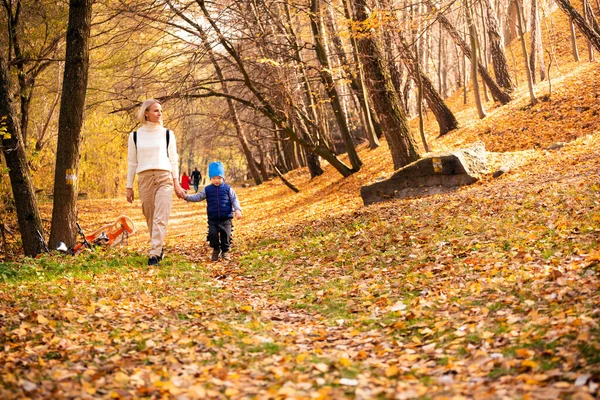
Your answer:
[206,183,234,220]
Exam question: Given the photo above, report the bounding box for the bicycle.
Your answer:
[55,215,136,255]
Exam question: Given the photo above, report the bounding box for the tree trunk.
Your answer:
[529,0,546,82]
[570,19,581,61]
[438,24,449,98]
[463,54,468,105]
[282,125,301,171]
[516,0,538,105]
[256,139,270,182]
[483,0,516,91]
[465,0,487,119]
[273,126,289,173]
[428,0,513,104]
[268,158,299,193]
[49,0,93,248]
[556,0,600,52]
[478,0,490,102]
[306,152,324,178]
[583,0,596,61]
[0,56,46,257]
[351,0,421,170]
[397,36,458,135]
[414,40,429,152]
[505,0,519,45]
[342,0,382,146]
[310,0,362,172]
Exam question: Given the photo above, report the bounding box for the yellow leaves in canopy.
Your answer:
[257,58,281,67]
[0,116,10,139]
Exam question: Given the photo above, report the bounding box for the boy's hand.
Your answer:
[234,210,242,220]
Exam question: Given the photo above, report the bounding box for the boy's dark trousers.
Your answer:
[208,219,233,252]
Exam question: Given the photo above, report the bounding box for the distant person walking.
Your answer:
[181,171,191,191]
[191,167,202,193]
[126,98,187,266]
[183,162,242,261]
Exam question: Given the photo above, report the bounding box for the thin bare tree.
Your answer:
[529,0,546,82]
[465,0,486,118]
[515,0,538,106]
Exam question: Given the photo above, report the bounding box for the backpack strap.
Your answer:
[166,129,170,158]
[133,130,170,158]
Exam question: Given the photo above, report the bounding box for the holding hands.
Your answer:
[234,210,242,220]
[176,187,187,199]
[173,179,187,199]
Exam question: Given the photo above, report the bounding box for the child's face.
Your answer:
[211,176,223,186]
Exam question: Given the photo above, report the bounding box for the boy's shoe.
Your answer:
[148,256,160,266]
[221,252,231,260]
[211,249,220,261]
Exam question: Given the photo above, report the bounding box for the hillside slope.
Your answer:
[230,61,600,248]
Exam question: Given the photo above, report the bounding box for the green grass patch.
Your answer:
[246,341,281,355]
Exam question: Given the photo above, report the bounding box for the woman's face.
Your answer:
[145,102,162,123]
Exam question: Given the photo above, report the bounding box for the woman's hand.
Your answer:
[126,188,134,203]
[173,180,187,199]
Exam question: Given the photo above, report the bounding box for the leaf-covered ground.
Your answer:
[2,58,600,400]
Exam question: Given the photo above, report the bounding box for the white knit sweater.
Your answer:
[126,122,179,188]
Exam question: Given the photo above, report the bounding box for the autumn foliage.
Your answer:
[1,51,600,398]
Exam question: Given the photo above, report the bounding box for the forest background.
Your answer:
[1,0,600,398]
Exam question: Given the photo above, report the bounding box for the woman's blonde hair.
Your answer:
[136,99,161,124]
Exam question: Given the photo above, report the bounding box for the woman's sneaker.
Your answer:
[211,249,220,261]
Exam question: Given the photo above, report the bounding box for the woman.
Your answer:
[180,171,191,191]
[126,99,186,266]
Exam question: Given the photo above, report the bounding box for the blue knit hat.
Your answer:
[208,161,225,179]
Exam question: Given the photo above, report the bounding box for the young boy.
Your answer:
[184,162,242,261]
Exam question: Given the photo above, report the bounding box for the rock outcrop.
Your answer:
[361,142,487,205]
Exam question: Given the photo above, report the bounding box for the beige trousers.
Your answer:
[137,170,173,257]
